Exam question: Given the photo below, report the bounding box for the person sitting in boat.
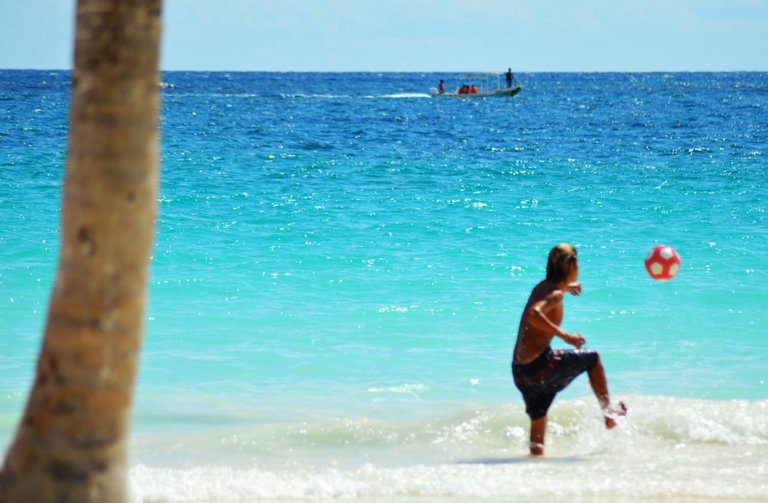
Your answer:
[470,84,478,94]
[458,84,470,94]
[439,80,445,94]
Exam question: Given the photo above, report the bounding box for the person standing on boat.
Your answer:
[439,79,445,94]
[506,68,514,88]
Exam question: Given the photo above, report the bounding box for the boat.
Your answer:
[430,73,522,98]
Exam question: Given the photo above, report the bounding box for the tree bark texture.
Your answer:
[0,1,162,501]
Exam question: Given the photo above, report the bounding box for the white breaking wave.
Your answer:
[128,396,768,502]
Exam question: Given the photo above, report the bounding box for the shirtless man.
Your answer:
[512,244,626,455]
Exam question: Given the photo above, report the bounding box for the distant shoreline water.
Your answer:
[1,69,766,501]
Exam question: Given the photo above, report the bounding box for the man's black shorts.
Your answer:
[512,347,599,420]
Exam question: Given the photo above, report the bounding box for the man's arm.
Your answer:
[527,290,585,348]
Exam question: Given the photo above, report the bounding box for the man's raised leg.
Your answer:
[587,356,626,428]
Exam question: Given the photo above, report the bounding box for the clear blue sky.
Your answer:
[2,0,767,72]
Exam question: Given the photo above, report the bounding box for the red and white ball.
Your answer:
[644,245,681,281]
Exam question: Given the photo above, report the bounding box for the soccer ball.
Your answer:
[644,245,681,281]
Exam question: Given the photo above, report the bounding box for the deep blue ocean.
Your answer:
[1,70,767,501]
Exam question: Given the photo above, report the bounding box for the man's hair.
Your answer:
[546,243,577,283]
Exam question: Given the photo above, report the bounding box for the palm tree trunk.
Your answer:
[0,1,162,501]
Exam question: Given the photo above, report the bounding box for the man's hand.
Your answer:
[562,331,585,349]
[565,282,582,296]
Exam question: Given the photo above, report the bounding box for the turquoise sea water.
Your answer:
[1,70,767,501]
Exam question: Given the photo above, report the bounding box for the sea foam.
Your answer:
[129,396,768,502]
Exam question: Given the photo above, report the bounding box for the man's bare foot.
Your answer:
[603,401,628,429]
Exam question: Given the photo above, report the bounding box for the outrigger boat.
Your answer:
[430,72,522,98]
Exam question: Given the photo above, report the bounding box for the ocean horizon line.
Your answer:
[2,67,767,74]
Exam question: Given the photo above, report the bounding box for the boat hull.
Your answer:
[432,85,522,98]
